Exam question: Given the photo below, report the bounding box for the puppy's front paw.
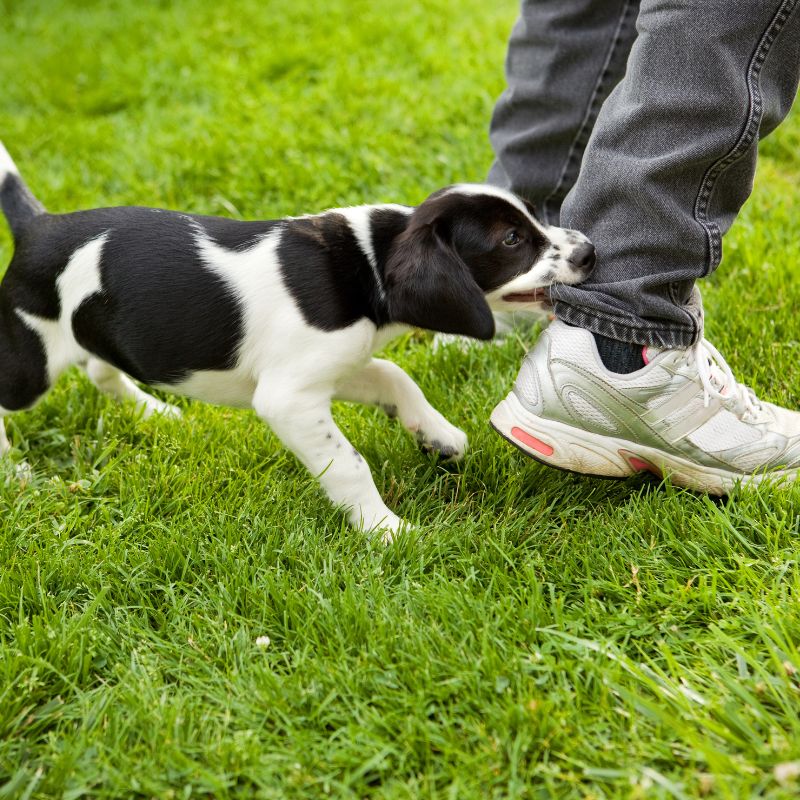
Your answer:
[353,506,409,545]
[415,415,468,462]
[141,399,182,420]
[379,516,411,545]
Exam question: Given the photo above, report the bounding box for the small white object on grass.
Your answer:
[16,460,33,486]
[775,762,800,786]
[255,635,271,648]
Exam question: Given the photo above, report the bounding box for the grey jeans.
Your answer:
[489,0,800,348]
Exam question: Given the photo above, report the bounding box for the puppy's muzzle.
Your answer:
[568,242,596,275]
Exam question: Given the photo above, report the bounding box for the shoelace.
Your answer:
[691,338,761,418]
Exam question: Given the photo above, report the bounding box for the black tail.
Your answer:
[0,141,45,240]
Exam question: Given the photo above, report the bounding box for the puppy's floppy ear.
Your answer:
[384,221,495,340]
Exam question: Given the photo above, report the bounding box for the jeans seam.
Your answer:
[694,0,798,278]
[540,0,636,222]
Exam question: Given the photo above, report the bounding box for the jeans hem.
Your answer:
[552,302,701,349]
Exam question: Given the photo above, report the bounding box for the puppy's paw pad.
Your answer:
[416,425,468,462]
[420,439,461,459]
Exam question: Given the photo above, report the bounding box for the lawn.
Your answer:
[2,1,800,797]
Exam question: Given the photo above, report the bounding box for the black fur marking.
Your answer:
[0,173,45,241]
[369,207,412,270]
[420,439,459,459]
[64,208,246,384]
[278,213,390,331]
[0,173,50,409]
[385,232,494,338]
[1,214,69,320]
[445,196,548,293]
[0,304,49,410]
[197,215,280,251]
[380,402,398,419]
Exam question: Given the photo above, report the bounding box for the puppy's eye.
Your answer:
[503,230,521,247]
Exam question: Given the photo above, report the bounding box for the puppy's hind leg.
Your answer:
[0,312,53,456]
[85,358,181,419]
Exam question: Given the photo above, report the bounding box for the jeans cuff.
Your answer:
[552,295,704,349]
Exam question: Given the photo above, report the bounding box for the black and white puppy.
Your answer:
[0,143,593,539]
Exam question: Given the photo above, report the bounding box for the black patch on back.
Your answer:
[64,207,252,384]
[197,215,280,251]
[278,211,392,330]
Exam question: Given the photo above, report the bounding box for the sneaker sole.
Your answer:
[490,390,799,495]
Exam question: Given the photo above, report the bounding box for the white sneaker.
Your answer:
[490,320,800,494]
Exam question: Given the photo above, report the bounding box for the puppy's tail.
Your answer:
[0,141,45,240]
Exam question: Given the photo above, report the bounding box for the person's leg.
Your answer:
[486,0,639,340]
[491,1,800,489]
[489,0,640,225]
[549,0,800,348]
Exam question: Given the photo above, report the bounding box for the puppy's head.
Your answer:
[385,184,594,339]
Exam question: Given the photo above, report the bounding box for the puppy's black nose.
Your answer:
[570,242,596,272]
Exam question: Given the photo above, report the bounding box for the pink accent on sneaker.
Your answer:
[620,449,662,477]
[511,427,554,456]
[641,345,650,366]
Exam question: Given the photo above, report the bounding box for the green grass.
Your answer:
[2,1,800,797]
